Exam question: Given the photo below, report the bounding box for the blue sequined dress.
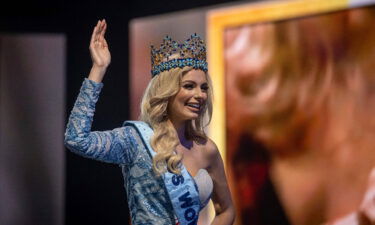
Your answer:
[64,78,212,225]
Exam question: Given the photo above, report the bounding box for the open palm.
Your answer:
[89,20,111,68]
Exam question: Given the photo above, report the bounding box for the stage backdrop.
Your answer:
[0,34,65,225]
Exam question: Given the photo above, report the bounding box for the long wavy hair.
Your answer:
[243,7,375,156]
[140,66,213,174]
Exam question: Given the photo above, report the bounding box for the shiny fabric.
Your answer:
[125,121,200,225]
[64,78,175,224]
[194,169,213,208]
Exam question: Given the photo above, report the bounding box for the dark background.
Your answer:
[0,0,248,224]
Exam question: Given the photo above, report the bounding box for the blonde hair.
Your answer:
[140,67,213,174]
[245,8,375,154]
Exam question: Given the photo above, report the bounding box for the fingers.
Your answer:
[90,19,107,48]
[103,38,108,48]
[100,19,107,42]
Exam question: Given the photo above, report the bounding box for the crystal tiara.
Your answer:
[150,34,208,77]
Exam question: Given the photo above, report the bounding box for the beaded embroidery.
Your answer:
[150,34,208,77]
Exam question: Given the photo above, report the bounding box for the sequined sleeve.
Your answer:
[64,78,137,165]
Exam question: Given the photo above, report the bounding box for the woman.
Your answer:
[64,19,235,225]
[224,7,375,225]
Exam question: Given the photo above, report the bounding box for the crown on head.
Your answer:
[150,34,208,77]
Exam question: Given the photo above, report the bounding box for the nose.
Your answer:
[194,88,205,99]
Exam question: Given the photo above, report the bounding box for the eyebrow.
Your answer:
[182,80,208,85]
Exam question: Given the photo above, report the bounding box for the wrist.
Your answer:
[91,64,107,74]
[88,65,107,83]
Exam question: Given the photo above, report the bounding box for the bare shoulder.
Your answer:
[205,137,218,153]
[202,137,222,163]
[194,136,222,168]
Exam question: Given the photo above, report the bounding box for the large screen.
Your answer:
[208,0,375,224]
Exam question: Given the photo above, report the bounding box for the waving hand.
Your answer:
[88,19,111,83]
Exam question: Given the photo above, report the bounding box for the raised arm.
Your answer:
[64,20,137,165]
[64,78,137,165]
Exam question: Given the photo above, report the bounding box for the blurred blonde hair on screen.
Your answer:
[239,7,375,156]
[223,5,375,225]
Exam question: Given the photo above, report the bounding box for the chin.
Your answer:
[183,114,199,121]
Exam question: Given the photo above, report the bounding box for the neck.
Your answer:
[169,119,186,141]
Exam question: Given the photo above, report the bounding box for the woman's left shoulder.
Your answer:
[202,137,220,158]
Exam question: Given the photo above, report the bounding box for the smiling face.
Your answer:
[167,69,209,126]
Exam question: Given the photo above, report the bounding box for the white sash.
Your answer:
[124,121,200,225]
